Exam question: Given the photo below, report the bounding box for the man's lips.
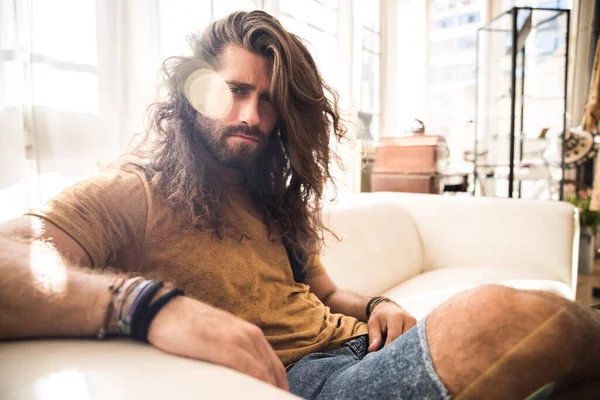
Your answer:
[230,133,261,143]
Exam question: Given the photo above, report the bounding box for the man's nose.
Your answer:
[239,98,260,127]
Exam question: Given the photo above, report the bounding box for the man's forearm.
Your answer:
[323,289,371,322]
[0,235,115,339]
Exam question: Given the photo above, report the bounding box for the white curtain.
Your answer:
[0,0,389,222]
[1,0,29,222]
[0,0,252,222]
[0,0,164,221]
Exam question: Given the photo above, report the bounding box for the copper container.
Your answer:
[371,120,450,194]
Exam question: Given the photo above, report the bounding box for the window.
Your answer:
[279,0,338,87]
[458,12,480,25]
[1,0,383,208]
[504,0,569,7]
[537,18,559,32]
[159,0,258,60]
[534,36,564,55]
[458,36,476,50]
[354,0,380,140]
[425,0,485,165]
[538,0,569,8]
[31,0,99,114]
[500,1,570,55]
[432,17,454,29]
[159,0,212,59]
[431,39,455,56]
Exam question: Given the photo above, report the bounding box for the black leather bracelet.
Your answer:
[129,280,164,340]
[134,288,185,342]
[366,296,393,319]
[365,297,377,319]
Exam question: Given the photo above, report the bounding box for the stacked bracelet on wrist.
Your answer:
[366,296,393,319]
[98,277,184,342]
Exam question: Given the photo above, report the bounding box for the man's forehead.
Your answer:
[217,44,272,88]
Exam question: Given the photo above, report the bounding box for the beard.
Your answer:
[194,114,269,170]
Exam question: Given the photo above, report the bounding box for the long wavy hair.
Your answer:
[128,10,347,261]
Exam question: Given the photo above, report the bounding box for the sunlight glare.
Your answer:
[184,68,233,119]
[28,228,68,296]
[34,369,91,400]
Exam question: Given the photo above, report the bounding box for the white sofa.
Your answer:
[322,192,579,320]
[0,192,579,399]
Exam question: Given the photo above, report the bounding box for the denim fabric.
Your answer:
[287,317,451,400]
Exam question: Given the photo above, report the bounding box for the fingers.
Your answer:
[251,329,289,391]
[367,317,384,352]
[221,347,282,389]
[243,325,288,391]
[266,343,289,391]
[148,298,288,391]
[255,345,288,391]
[384,319,403,347]
[218,327,287,391]
[263,341,289,391]
[404,315,417,333]
[384,314,418,346]
[397,305,417,334]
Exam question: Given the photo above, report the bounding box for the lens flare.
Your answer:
[34,369,91,400]
[29,240,68,295]
[184,68,233,119]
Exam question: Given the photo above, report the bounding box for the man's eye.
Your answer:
[260,95,271,103]
[230,87,244,94]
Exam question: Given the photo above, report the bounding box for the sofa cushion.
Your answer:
[322,195,423,296]
[382,267,573,320]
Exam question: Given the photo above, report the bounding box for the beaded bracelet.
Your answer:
[120,280,159,336]
[98,277,183,341]
[97,278,126,339]
[98,277,142,338]
[110,277,145,336]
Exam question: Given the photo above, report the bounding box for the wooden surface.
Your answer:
[370,173,441,194]
[372,135,448,175]
[575,259,600,306]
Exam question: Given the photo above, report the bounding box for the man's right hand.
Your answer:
[147,296,289,391]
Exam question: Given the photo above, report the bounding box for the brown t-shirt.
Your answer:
[27,167,368,366]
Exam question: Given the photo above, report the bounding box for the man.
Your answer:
[0,10,599,399]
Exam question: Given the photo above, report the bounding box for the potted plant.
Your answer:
[567,189,600,273]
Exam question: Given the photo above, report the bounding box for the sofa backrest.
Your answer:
[320,194,423,296]
[383,193,576,283]
[324,192,578,294]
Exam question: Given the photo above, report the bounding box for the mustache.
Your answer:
[221,124,265,142]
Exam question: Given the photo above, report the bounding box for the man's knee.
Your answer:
[426,284,578,397]
[430,284,562,332]
[439,284,587,341]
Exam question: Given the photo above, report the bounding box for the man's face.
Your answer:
[195,45,279,170]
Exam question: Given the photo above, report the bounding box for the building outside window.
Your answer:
[426,0,485,165]
[354,0,380,140]
[424,0,570,169]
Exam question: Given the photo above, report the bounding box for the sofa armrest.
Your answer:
[368,193,579,297]
[0,339,299,400]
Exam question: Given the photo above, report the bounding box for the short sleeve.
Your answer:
[26,168,149,268]
[305,254,327,278]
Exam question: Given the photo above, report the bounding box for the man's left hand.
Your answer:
[367,301,417,352]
